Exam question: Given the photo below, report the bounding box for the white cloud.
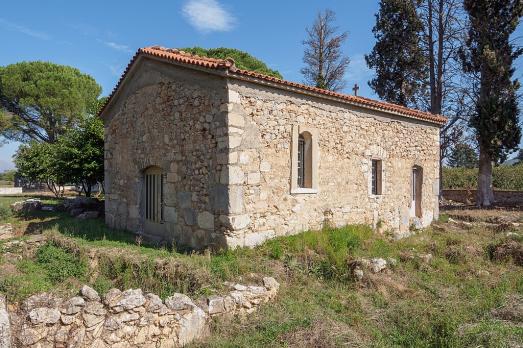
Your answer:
[0,18,50,40]
[100,40,132,53]
[182,0,235,33]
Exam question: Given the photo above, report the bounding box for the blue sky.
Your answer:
[0,0,522,171]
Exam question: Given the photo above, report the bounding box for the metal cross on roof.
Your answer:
[352,83,360,96]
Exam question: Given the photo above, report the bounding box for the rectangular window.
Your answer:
[145,172,163,222]
[297,136,305,188]
[371,160,382,195]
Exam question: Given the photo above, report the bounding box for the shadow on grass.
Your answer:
[13,200,154,250]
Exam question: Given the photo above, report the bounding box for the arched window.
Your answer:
[144,166,164,223]
[292,126,317,194]
[297,132,313,188]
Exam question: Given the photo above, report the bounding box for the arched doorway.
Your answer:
[411,166,423,218]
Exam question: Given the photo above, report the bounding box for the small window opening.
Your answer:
[297,135,305,188]
[144,167,164,223]
[371,159,382,195]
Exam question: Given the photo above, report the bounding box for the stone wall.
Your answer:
[0,187,22,195]
[443,189,523,206]
[103,59,230,249]
[221,80,441,247]
[4,278,279,347]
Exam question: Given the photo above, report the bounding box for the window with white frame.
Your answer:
[371,159,382,195]
[291,126,318,193]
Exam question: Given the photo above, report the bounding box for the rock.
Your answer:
[22,293,62,312]
[369,258,387,273]
[61,296,85,315]
[28,307,61,325]
[81,285,101,302]
[41,206,55,212]
[144,293,163,313]
[19,324,48,346]
[84,301,107,316]
[354,268,364,281]
[419,253,433,264]
[262,277,280,291]
[177,306,208,346]
[207,296,225,315]
[165,293,194,311]
[104,288,122,307]
[10,199,42,213]
[83,312,105,328]
[0,223,14,240]
[387,258,398,267]
[115,289,145,310]
[76,211,100,220]
[0,296,10,348]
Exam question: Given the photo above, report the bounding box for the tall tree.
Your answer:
[366,0,427,107]
[417,0,470,192]
[447,142,478,168]
[460,0,523,207]
[0,61,101,143]
[301,9,350,92]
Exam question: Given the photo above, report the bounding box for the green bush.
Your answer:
[442,165,523,190]
[36,243,87,283]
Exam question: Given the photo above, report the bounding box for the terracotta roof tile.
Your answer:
[99,46,447,126]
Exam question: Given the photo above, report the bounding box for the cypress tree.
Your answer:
[460,0,523,206]
[366,0,427,107]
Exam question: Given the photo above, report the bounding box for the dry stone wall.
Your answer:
[222,80,441,247]
[5,278,279,347]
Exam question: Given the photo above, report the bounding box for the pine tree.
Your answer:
[366,0,427,107]
[448,143,478,168]
[301,9,350,92]
[460,0,523,206]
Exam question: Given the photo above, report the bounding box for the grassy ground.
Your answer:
[1,196,522,347]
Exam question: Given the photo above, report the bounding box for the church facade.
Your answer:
[100,46,446,250]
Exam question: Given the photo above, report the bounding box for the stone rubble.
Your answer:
[10,199,42,214]
[0,223,14,240]
[8,277,280,347]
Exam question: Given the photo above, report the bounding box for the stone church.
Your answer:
[99,46,446,250]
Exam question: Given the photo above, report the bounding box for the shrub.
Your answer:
[442,165,523,190]
[36,243,87,283]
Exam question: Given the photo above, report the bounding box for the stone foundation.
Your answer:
[4,278,279,347]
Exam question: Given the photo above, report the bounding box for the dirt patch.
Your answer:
[278,318,363,348]
[491,295,523,323]
[445,209,523,224]
[488,239,523,266]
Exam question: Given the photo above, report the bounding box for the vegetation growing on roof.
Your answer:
[180,47,283,79]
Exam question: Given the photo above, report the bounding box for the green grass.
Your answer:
[1,195,522,346]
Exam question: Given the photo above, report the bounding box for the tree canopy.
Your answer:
[448,143,478,168]
[14,115,104,197]
[460,0,522,206]
[366,0,427,107]
[181,47,283,79]
[0,61,102,143]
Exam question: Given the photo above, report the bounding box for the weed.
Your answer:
[36,243,87,283]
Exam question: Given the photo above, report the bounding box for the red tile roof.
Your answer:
[99,46,447,126]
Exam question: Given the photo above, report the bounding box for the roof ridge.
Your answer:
[99,46,446,126]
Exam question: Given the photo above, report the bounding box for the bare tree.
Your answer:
[301,9,350,92]
[417,0,472,191]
